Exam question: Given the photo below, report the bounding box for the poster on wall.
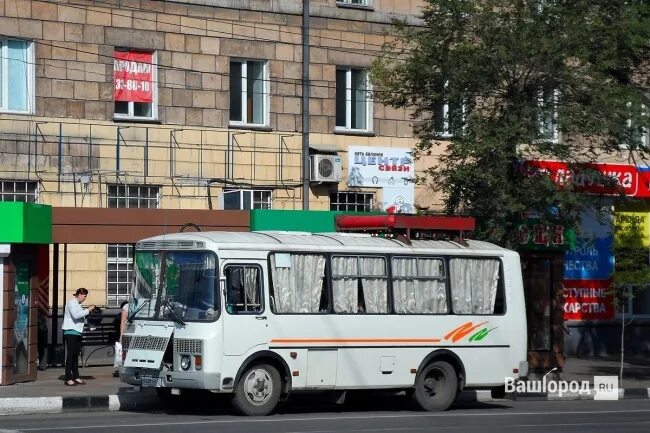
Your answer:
[113,51,154,103]
[563,279,614,321]
[348,146,415,213]
[563,209,614,280]
[14,261,30,374]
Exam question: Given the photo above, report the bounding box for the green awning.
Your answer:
[0,202,52,244]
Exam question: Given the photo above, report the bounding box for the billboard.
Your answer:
[348,146,415,213]
[563,279,614,321]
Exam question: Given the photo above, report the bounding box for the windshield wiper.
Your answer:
[127,298,151,323]
[161,298,186,326]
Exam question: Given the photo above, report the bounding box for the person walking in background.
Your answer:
[37,309,49,371]
[62,288,95,386]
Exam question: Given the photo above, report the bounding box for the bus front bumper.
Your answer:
[120,367,222,391]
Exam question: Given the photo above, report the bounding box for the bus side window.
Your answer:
[225,265,262,314]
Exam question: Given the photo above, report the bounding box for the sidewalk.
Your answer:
[0,365,158,415]
[0,357,649,416]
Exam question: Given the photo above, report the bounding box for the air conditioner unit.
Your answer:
[310,154,342,182]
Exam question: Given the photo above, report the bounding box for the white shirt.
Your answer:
[62,298,89,333]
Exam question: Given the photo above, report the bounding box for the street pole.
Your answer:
[301,0,311,210]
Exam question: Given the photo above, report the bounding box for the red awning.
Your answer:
[335,214,475,232]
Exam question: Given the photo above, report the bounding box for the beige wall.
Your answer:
[0,0,441,307]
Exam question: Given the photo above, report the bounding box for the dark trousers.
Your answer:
[37,329,48,366]
[64,334,82,381]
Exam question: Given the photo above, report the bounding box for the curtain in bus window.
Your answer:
[392,258,418,313]
[392,258,447,314]
[332,256,358,313]
[243,267,259,307]
[270,254,325,313]
[450,258,499,314]
[418,258,448,313]
[359,257,387,313]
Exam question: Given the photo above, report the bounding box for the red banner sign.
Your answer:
[524,160,650,198]
[113,51,154,103]
[563,279,615,321]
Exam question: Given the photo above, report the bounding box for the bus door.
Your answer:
[222,260,270,356]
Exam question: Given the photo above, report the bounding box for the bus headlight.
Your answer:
[180,355,191,371]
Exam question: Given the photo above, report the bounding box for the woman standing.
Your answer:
[62,288,96,386]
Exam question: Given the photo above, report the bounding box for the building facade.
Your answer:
[0,0,443,309]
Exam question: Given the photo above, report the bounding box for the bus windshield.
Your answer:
[129,250,219,322]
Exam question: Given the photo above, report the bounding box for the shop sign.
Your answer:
[563,279,614,321]
[524,160,650,197]
[516,220,572,251]
[113,51,154,103]
[348,146,415,213]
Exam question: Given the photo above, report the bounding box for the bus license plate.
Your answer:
[141,376,161,387]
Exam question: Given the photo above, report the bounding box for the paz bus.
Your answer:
[119,230,528,415]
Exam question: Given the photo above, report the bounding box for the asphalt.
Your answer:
[0,357,648,416]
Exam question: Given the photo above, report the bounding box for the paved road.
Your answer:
[0,397,649,433]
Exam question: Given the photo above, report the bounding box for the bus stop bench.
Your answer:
[80,319,117,367]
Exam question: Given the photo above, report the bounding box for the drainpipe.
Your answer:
[301,0,311,210]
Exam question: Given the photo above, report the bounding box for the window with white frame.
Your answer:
[336,67,372,132]
[624,103,649,150]
[0,180,37,202]
[434,82,466,137]
[222,189,272,210]
[538,88,558,142]
[337,0,371,6]
[0,39,34,114]
[107,184,160,208]
[329,192,374,212]
[106,183,160,307]
[229,59,269,126]
[113,49,157,120]
[106,244,133,307]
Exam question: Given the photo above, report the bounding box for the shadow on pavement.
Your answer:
[146,389,512,417]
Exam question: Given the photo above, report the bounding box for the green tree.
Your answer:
[372,0,650,246]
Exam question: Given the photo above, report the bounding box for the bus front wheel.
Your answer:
[413,360,457,411]
[232,363,282,416]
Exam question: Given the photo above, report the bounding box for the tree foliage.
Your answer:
[372,0,650,247]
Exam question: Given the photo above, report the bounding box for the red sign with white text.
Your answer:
[524,160,650,198]
[563,279,614,321]
[113,51,154,103]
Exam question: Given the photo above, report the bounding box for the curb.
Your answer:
[0,393,159,416]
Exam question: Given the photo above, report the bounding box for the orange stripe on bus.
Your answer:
[270,338,441,344]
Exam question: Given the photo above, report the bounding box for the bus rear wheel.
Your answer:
[232,363,281,416]
[413,360,457,411]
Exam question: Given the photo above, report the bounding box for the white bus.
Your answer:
[120,231,528,415]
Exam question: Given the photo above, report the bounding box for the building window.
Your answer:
[107,184,160,208]
[229,59,269,126]
[106,184,159,307]
[329,192,374,211]
[337,0,371,6]
[0,39,34,114]
[434,91,466,138]
[113,50,157,120]
[222,189,272,210]
[106,244,133,307]
[336,68,372,132]
[538,88,558,142]
[619,286,650,319]
[624,103,648,150]
[0,180,37,202]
